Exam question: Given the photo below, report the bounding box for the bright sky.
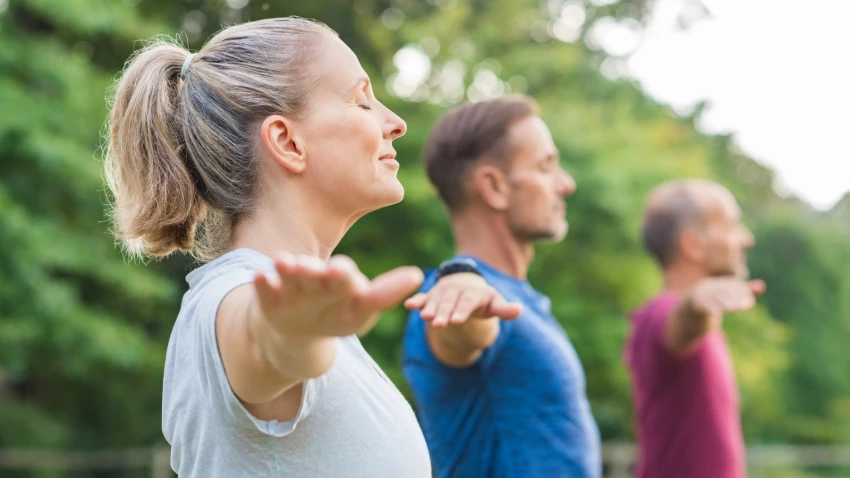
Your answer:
[389,0,849,209]
[620,0,850,210]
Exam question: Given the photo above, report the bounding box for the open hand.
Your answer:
[404,273,522,328]
[254,254,424,337]
[688,277,766,319]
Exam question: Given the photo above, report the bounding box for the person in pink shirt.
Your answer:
[625,179,766,478]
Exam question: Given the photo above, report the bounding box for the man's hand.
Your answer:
[688,277,765,317]
[404,272,522,368]
[403,272,522,326]
[666,277,766,354]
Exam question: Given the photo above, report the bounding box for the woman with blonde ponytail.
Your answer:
[104,17,520,477]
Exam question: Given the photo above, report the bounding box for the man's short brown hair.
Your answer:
[423,96,539,211]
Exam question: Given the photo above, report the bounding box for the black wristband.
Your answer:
[435,257,482,280]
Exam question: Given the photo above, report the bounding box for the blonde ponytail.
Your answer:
[104,18,335,260]
[106,42,204,258]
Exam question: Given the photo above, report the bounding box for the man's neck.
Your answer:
[662,263,708,294]
[450,209,534,280]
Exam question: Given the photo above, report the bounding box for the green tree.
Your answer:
[750,218,850,443]
[0,0,181,451]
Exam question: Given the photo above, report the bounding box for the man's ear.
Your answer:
[679,227,706,264]
[260,115,307,174]
[472,164,511,211]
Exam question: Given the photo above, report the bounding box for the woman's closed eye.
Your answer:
[356,92,372,111]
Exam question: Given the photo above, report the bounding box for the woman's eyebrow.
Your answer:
[347,76,370,96]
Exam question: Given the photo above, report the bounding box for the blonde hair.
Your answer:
[104,17,335,261]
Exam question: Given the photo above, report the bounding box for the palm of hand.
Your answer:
[404,272,523,327]
[690,277,766,319]
[254,254,423,338]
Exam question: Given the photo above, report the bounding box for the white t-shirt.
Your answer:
[162,248,431,477]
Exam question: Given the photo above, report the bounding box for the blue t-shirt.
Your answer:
[402,256,601,478]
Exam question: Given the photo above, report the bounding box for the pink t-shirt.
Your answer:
[624,293,745,478]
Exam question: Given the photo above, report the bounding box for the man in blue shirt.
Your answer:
[403,96,601,477]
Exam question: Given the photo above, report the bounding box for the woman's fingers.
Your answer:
[272,254,359,297]
[404,293,429,310]
[358,266,425,314]
[253,272,280,311]
[327,255,369,296]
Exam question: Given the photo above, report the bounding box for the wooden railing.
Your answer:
[0,447,171,477]
[0,444,848,477]
[604,443,850,478]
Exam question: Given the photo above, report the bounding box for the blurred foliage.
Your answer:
[0,0,848,472]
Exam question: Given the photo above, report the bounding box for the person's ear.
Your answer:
[260,115,307,174]
[472,164,511,211]
[679,227,706,264]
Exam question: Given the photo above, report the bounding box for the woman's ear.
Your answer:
[260,115,306,174]
[472,164,510,211]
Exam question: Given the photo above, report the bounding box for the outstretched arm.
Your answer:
[666,277,766,355]
[217,254,423,407]
[405,273,522,367]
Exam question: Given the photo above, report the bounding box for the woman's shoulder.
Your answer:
[186,248,273,289]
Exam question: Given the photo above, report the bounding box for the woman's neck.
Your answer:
[229,190,350,261]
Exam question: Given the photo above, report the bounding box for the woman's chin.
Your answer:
[353,180,405,215]
[380,181,405,206]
